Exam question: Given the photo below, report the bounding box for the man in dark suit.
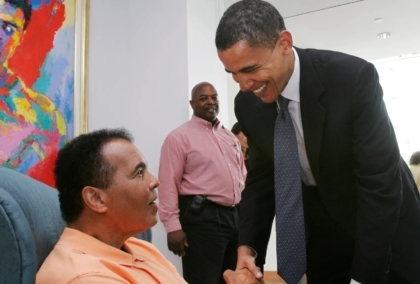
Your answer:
[215,1,420,283]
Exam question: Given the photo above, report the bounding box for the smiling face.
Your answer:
[101,139,159,236]
[217,31,295,103]
[190,84,219,123]
[0,0,25,64]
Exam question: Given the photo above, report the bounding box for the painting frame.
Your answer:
[74,0,90,135]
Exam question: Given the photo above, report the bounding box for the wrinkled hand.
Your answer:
[167,230,188,257]
[223,269,265,284]
[236,246,263,279]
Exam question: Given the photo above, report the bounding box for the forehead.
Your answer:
[102,139,143,169]
[198,85,217,95]
[193,84,218,100]
[218,41,272,71]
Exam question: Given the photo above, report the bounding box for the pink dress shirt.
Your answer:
[158,115,247,233]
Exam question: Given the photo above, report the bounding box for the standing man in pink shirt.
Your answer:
[158,82,248,284]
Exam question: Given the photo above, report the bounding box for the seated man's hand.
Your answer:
[223,269,265,284]
[167,230,188,257]
[236,246,263,279]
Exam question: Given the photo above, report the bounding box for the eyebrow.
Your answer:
[3,20,18,29]
[131,161,146,175]
[225,64,260,74]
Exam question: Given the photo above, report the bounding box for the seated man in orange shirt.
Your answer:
[36,128,260,284]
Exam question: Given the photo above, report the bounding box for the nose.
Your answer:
[149,174,160,190]
[233,73,254,92]
[207,97,216,105]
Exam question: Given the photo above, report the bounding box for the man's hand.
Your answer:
[167,230,188,256]
[236,246,263,279]
[223,269,265,284]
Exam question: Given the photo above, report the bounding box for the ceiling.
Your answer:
[223,0,420,61]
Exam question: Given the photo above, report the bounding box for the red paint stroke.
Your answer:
[27,146,58,188]
[9,1,66,87]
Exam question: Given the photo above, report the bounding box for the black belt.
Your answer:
[205,199,238,211]
[179,195,238,211]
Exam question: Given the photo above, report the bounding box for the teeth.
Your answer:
[254,84,266,94]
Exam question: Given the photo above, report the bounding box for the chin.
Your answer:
[259,96,277,104]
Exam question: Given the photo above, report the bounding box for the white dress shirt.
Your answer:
[279,47,316,186]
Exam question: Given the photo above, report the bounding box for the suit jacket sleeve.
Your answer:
[235,95,275,266]
[350,62,401,283]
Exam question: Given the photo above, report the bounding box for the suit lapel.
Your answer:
[295,47,325,184]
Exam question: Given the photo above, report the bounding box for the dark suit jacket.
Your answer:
[235,47,420,284]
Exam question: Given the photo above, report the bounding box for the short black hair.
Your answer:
[54,128,134,223]
[410,151,420,165]
[231,122,242,135]
[216,0,286,50]
[6,0,32,30]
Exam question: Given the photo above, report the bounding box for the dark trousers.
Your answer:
[179,196,239,284]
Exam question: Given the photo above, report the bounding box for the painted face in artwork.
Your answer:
[0,0,26,64]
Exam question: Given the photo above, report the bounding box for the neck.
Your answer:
[68,217,129,250]
[279,51,295,94]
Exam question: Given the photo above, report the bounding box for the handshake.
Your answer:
[223,246,265,284]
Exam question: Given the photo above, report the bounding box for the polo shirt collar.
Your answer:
[58,228,145,265]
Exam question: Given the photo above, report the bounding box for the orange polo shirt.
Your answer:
[36,228,186,284]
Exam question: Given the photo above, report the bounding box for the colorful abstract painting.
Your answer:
[0,0,81,187]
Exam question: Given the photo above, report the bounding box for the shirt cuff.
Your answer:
[163,218,182,233]
[238,245,258,259]
[350,279,361,284]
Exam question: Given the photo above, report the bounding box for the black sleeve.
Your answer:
[235,94,275,267]
[349,62,402,283]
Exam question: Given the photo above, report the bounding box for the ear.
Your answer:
[81,186,108,214]
[277,30,293,54]
[189,100,194,109]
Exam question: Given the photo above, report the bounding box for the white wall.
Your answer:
[88,0,190,273]
[187,0,229,125]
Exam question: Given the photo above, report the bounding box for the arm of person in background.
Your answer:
[235,135,247,180]
[158,133,189,257]
[350,62,402,283]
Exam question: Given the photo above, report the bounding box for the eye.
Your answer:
[2,23,16,36]
[136,168,144,178]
